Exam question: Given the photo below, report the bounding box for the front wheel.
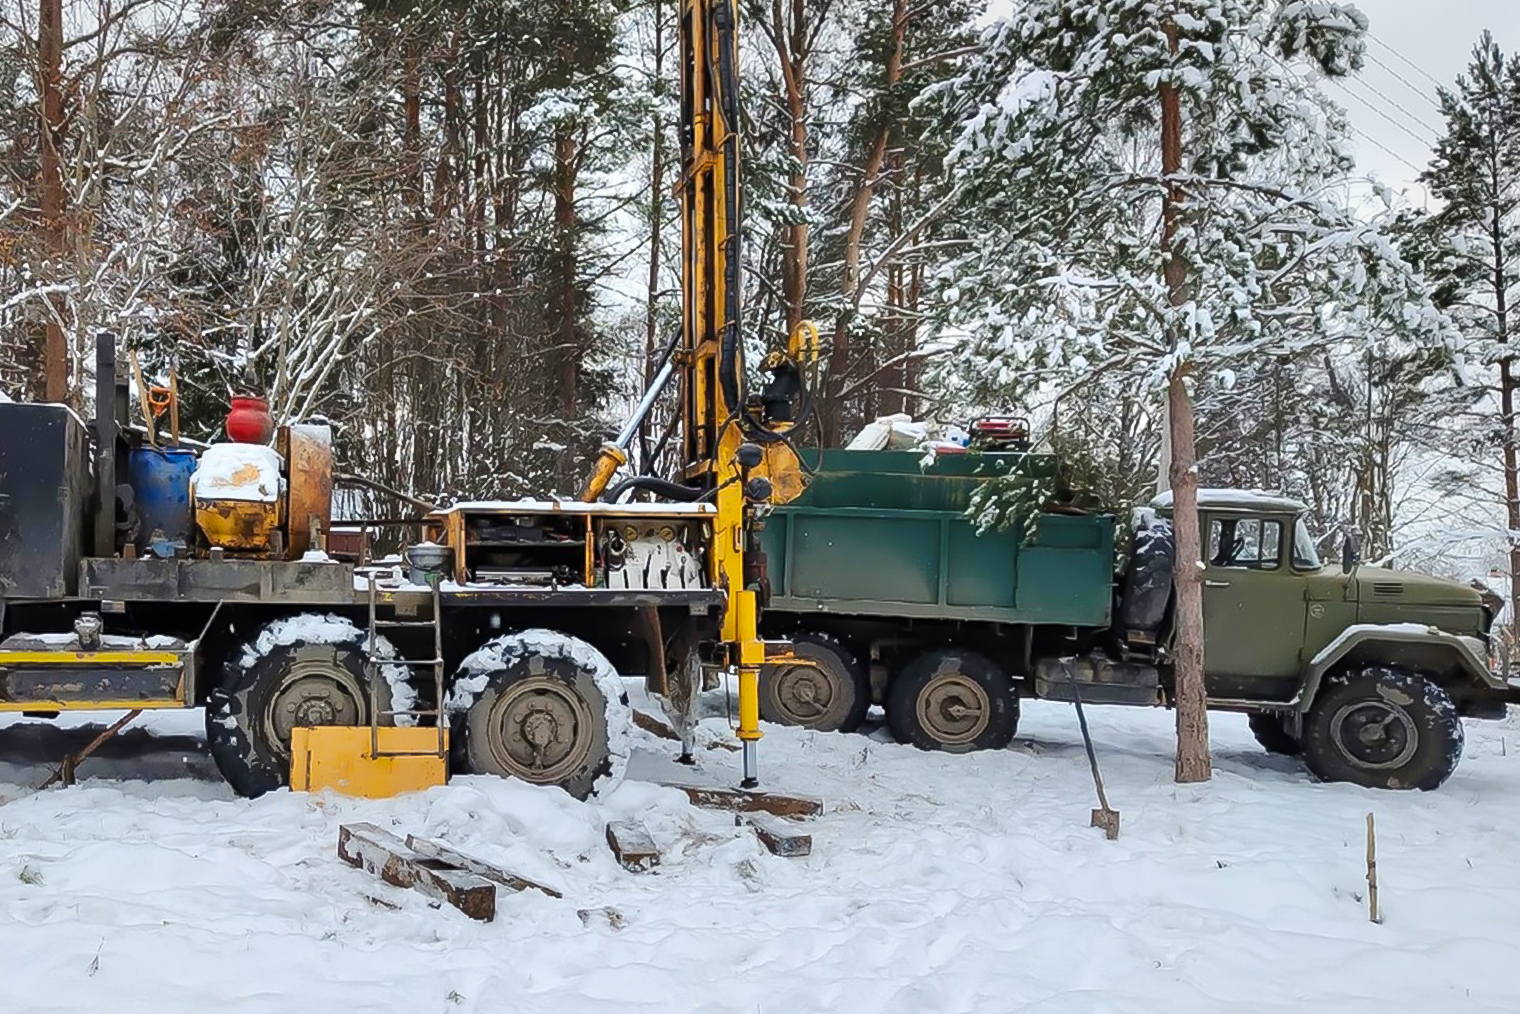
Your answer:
[887,648,1018,753]
[1301,667,1463,791]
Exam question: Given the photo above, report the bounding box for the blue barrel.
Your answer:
[127,446,198,553]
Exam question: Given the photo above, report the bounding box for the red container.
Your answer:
[226,395,274,444]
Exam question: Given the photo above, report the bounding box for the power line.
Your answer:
[1350,124,1425,175]
[1369,34,1446,91]
[1331,79,1434,151]
[1343,73,1442,135]
[1365,51,1444,112]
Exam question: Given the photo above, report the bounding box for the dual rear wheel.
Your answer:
[759,636,1020,752]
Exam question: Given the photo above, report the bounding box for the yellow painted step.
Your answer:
[290,726,448,799]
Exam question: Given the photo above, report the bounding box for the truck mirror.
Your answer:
[1341,533,1361,574]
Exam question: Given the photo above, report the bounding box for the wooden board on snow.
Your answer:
[338,822,496,921]
[605,819,660,872]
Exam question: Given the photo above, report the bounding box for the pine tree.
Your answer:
[921,0,1448,782]
[1410,31,1520,648]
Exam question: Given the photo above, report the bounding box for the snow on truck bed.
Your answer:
[1,698,1517,1014]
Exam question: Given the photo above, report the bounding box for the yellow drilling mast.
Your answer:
[582,0,816,787]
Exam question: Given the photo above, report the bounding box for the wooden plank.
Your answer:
[605,820,660,872]
[404,834,563,899]
[737,813,812,858]
[337,822,496,921]
[663,782,825,818]
[631,708,680,741]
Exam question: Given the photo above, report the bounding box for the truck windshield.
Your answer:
[1293,517,1322,570]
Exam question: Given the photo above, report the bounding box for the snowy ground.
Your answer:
[1,693,1517,1014]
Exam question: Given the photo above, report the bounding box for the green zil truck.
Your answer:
[756,449,1520,790]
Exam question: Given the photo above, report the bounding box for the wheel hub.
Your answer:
[487,677,595,784]
[775,663,835,721]
[916,673,990,745]
[266,656,367,756]
[1331,700,1418,770]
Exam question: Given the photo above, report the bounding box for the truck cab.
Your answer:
[1171,490,1496,707]
[1145,489,1514,788]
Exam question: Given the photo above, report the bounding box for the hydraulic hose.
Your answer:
[603,475,706,504]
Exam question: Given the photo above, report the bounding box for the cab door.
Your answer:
[1199,513,1307,701]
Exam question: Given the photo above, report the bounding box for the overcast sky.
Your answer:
[1343,0,1519,206]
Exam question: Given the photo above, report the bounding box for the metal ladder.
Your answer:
[364,569,448,760]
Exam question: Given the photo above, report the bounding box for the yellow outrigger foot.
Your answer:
[290,726,448,799]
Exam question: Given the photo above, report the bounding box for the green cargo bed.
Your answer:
[761,449,1115,627]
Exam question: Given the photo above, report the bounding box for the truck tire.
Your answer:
[1247,712,1300,756]
[1118,519,1174,633]
[759,632,870,733]
[449,632,621,801]
[1300,667,1463,791]
[887,648,1018,753]
[207,615,397,798]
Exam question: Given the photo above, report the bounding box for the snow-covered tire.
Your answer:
[207,614,403,798]
[446,630,631,801]
[1301,667,1463,791]
[759,632,870,732]
[1248,712,1301,756]
[887,648,1018,753]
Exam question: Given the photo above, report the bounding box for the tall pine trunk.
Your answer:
[1161,16,1210,784]
[1489,204,1520,656]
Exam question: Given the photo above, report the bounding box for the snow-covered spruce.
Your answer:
[446,629,632,800]
[208,614,413,798]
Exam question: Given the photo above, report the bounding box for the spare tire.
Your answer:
[1118,518,1174,633]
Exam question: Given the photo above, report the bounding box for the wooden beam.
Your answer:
[605,820,660,872]
[338,823,496,921]
[737,813,812,857]
[631,708,680,741]
[404,833,562,899]
[663,782,824,818]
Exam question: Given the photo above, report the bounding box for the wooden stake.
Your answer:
[1366,812,1381,924]
[127,350,156,447]
[168,368,180,445]
[36,709,143,789]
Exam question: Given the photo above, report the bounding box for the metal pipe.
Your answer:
[614,354,677,451]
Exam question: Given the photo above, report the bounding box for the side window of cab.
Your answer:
[1207,516,1282,570]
